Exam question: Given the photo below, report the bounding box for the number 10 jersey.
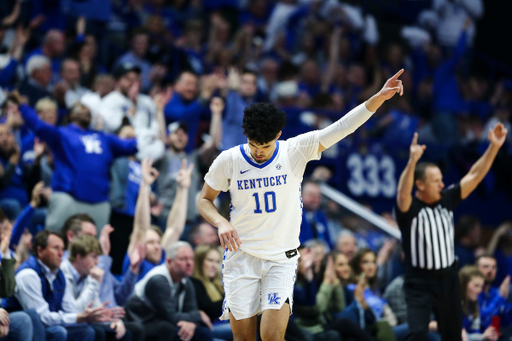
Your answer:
[205,131,322,262]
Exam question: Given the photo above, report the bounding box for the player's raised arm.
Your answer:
[197,183,241,252]
[318,69,404,153]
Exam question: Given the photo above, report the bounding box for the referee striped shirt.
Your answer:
[396,183,462,270]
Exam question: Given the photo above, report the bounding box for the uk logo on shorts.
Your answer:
[268,293,281,305]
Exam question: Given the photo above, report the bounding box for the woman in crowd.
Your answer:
[295,246,380,341]
[191,244,233,341]
[347,248,399,341]
[328,250,393,341]
[460,265,500,341]
[347,248,443,341]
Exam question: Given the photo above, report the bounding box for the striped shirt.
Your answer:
[396,183,462,270]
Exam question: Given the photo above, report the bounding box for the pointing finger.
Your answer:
[391,69,404,81]
[411,132,418,145]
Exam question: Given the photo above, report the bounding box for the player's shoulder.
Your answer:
[211,146,240,167]
[285,130,320,147]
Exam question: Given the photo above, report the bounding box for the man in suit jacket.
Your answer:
[124,241,213,341]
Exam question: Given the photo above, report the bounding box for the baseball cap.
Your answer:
[167,120,189,134]
[113,62,141,80]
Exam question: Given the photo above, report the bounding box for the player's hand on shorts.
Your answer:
[218,222,241,252]
[177,321,196,341]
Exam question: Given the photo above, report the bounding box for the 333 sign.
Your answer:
[345,153,397,198]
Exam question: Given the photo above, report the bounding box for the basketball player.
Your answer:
[197,69,405,341]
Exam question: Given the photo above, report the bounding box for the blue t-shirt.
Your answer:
[113,160,141,217]
[347,284,387,320]
[122,251,166,282]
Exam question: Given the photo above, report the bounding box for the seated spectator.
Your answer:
[304,239,328,280]
[18,56,52,106]
[123,158,192,280]
[164,71,218,153]
[300,181,333,250]
[3,230,109,341]
[336,231,358,260]
[60,213,143,313]
[460,265,499,341]
[330,250,395,341]
[99,63,165,160]
[475,255,510,333]
[191,244,233,340]
[348,248,406,341]
[455,215,483,270]
[0,124,26,220]
[0,208,41,341]
[114,29,152,93]
[124,241,213,341]
[61,234,137,341]
[60,59,88,109]
[188,222,219,248]
[13,94,138,232]
[293,248,359,341]
[156,97,223,226]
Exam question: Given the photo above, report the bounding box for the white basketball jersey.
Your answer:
[205,132,322,261]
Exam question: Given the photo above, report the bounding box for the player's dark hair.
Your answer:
[242,103,286,145]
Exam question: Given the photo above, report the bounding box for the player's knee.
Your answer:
[234,335,256,341]
[260,328,286,341]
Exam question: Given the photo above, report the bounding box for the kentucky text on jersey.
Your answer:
[237,175,288,190]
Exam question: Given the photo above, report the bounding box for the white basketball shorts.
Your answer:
[220,249,299,321]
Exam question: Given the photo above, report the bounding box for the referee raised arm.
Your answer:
[395,124,508,341]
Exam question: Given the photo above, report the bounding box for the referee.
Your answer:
[395,124,508,341]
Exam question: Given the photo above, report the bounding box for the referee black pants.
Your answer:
[403,263,462,341]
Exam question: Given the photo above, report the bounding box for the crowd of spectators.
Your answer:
[0,0,511,340]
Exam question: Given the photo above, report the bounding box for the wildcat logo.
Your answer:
[81,135,103,154]
[268,293,281,305]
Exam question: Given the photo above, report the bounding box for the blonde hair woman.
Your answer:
[191,244,232,341]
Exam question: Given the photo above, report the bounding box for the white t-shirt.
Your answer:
[99,91,164,160]
[205,131,322,261]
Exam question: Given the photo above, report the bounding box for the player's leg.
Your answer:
[229,313,258,341]
[259,302,290,341]
[259,258,298,341]
[222,250,263,341]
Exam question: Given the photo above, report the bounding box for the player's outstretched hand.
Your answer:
[378,69,404,100]
[218,221,241,252]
